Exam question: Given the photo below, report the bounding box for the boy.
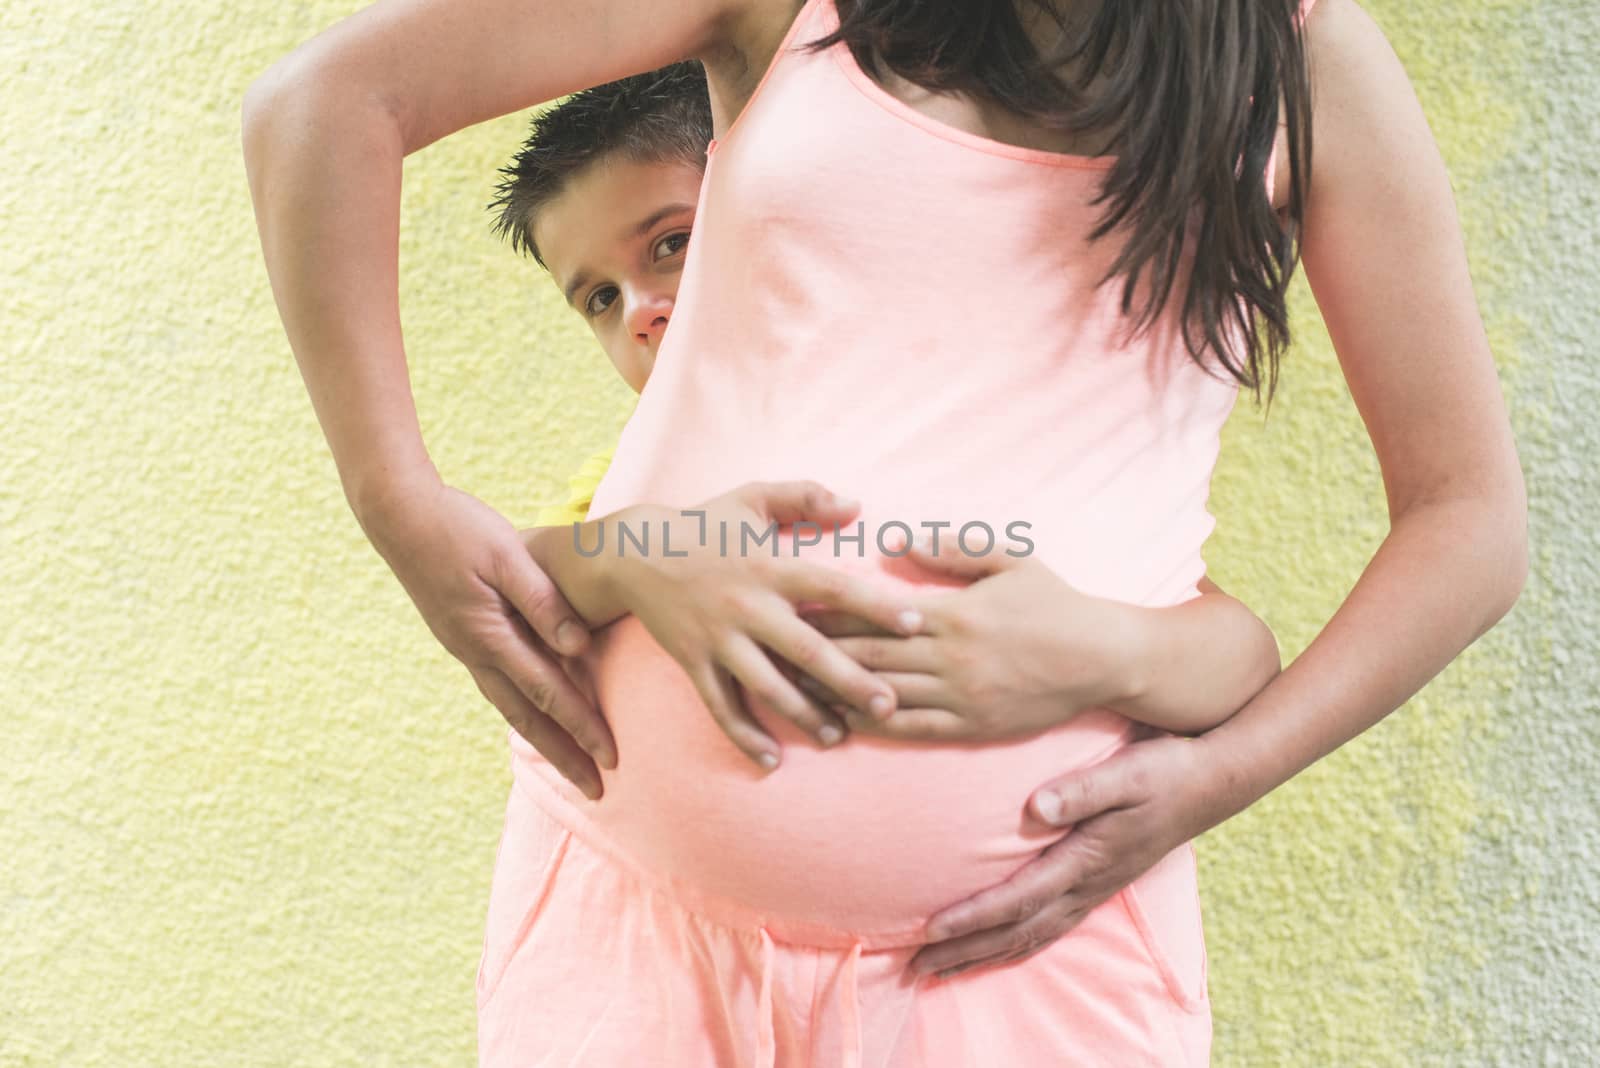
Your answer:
[490,61,711,525]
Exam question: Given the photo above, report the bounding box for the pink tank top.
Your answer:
[514,0,1315,946]
[588,4,1243,603]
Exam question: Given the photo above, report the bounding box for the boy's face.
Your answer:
[534,156,705,393]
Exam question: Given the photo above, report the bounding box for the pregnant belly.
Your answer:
[511,612,1137,945]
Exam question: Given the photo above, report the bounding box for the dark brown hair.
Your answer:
[490,62,713,268]
[808,0,1313,407]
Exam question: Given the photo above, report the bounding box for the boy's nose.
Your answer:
[626,290,673,348]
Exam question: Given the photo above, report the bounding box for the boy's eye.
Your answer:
[584,286,619,317]
[653,231,691,260]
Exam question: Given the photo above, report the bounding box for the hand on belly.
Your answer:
[795,533,1141,743]
[559,612,1136,937]
[576,480,925,766]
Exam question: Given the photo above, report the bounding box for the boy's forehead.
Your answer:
[534,157,705,290]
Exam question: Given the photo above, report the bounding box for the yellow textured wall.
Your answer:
[3,2,1592,1065]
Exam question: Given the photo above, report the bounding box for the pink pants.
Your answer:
[475,759,1213,1066]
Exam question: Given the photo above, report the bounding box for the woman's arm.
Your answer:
[242,0,736,520]
[240,0,745,796]
[1197,0,1528,802]
[907,0,1527,975]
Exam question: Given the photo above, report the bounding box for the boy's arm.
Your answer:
[520,448,628,625]
[524,482,923,764]
[521,519,634,628]
[811,549,1280,741]
[1102,576,1281,735]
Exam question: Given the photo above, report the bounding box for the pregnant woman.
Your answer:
[243,0,1528,1064]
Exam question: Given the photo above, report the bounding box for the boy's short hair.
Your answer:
[490,61,713,267]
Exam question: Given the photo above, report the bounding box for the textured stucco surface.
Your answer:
[2,2,1593,1065]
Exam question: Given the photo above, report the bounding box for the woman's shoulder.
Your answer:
[1303,0,1436,180]
[1270,0,1415,213]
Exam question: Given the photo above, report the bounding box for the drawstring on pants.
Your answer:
[756,928,777,1068]
[838,940,863,1068]
[754,928,865,1068]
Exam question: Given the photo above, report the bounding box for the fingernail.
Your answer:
[556,620,586,654]
[897,609,923,634]
[925,919,954,942]
[869,693,894,719]
[1034,791,1062,825]
[819,724,844,747]
[598,747,618,771]
[833,494,859,510]
[758,751,780,771]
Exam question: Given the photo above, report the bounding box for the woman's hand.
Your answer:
[909,728,1224,979]
[571,481,925,770]
[361,473,616,799]
[803,538,1141,742]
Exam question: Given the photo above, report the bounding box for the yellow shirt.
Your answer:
[533,448,615,527]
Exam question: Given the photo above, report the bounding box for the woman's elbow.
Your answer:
[1467,483,1529,630]
[241,56,308,171]
[241,42,352,171]
[1494,519,1530,621]
[1486,463,1530,620]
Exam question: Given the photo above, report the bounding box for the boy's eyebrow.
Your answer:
[629,201,697,240]
[561,272,592,310]
[560,202,698,309]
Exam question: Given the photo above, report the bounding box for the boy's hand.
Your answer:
[595,481,924,770]
[362,476,615,799]
[799,537,1141,742]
